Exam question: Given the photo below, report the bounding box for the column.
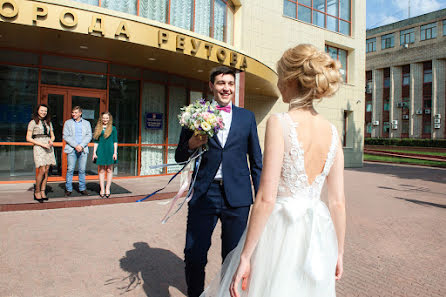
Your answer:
[410,63,423,138]
[372,69,383,138]
[235,71,245,107]
[432,59,446,139]
[390,66,402,138]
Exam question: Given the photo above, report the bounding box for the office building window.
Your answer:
[424,69,432,83]
[366,122,372,134]
[381,33,394,49]
[420,22,437,40]
[325,45,348,82]
[443,20,446,36]
[402,73,410,86]
[401,120,409,134]
[383,122,390,133]
[366,38,376,53]
[400,28,415,44]
[366,102,372,112]
[283,0,352,35]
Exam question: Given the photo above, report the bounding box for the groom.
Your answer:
[175,66,262,297]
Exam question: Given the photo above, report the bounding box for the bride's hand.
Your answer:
[335,254,343,280]
[230,257,251,297]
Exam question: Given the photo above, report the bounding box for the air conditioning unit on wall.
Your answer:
[392,120,398,125]
[402,115,409,120]
[434,124,441,129]
[396,102,403,108]
[425,109,431,114]
[434,119,441,124]
[416,109,423,115]
[434,114,441,119]
[372,120,380,126]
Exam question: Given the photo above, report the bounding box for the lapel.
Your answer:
[211,133,222,148]
[224,105,239,148]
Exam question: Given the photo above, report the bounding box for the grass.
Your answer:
[364,154,446,168]
[371,149,446,157]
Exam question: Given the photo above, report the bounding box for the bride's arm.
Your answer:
[230,115,284,296]
[326,140,346,280]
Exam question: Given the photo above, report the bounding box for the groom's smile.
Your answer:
[209,73,235,107]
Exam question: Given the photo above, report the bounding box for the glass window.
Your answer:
[41,69,107,89]
[325,45,347,82]
[366,122,372,134]
[402,73,410,86]
[340,0,350,21]
[383,122,390,133]
[214,0,227,42]
[420,22,437,40]
[401,120,409,134]
[0,49,39,65]
[424,98,432,108]
[383,100,390,111]
[384,77,390,88]
[327,0,338,17]
[194,0,211,37]
[141,82,166,145]
[381,33,394,49]
[423,120,431,134]
[283,0,351,35]
[101,0,137,15]
[400,28,415,44]
[139,0,168,23]
[366,38,376,53]
[226,5,234,45]
[366,103,372,112]
[0,145,35,180]
[424,69,432,83]
[41,55,107,74]
[0,65,38,142]
[108,77,140,144]
[366,80,372,93]
[168,86,188,145]
[443,20,446,36]
[284,0,296,18]
[171,0,193,31]
[298,4,311,23]
[72,0,99,5]
[116,146,138,176]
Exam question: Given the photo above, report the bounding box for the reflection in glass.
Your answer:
[167,146,182,174]
[72,0,99,5]
[168,86,188,144]
[72,96,100,136]
[141,146,164,175]
[340,0,350,20]
[139,0,168,23]
[327,16,338,32]
[283,1,296,18]
[313,11,325,27]
[227,6,234,45]
[47,94,64,143]
[313,0,325,11]
[109,77,140,144]
[41,70,106,89]
[116,146,138,176]
[340,20,350,35]
[298,5,311,23]
[0,145,35,180]
[300,0,311,6]
[141,82,166,144]
[327,0,338,16]
[0,65,38,142]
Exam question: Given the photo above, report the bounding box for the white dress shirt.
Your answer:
[214,101,232,180]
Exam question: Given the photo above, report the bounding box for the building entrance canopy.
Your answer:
[0,0,278,97]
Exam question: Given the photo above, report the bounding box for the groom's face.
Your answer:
[209,73,235,107]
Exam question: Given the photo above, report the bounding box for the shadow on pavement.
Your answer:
[106,242,187,296]
[394,197,446,209]
[348,162,446,184]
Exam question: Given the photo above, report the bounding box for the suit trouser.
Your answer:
[184,182,250,297]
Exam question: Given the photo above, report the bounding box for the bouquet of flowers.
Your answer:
[178,99,225,138]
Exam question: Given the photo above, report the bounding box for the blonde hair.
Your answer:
[276,44,342,109]
[93,112,113,140]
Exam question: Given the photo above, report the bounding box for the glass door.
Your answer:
[41,86,106,181]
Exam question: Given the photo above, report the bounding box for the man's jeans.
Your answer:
[66,150,88,192]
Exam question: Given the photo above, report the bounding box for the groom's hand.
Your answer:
[188,134,208,150]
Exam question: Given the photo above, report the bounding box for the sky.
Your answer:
[366,0,446,29]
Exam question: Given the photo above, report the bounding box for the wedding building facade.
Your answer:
[0,0,365,182]
[365,9,446,139]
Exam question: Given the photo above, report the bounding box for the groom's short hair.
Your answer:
[209,66,236,84]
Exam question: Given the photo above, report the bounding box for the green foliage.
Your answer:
[365,138,446,148]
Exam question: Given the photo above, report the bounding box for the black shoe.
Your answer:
[41,191,49,201]
[80,190,89,196]
[65,190,72,197]
[105,194,111,198]
[34,193,44,203]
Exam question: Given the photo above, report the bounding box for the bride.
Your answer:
[201,44,346,297]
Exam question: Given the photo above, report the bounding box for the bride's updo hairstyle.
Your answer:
[277,44,343,109]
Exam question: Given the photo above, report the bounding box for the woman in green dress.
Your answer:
[92,112,118,198]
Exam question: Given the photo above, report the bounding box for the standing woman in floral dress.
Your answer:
[26,104,57,203]
[92,112,118,198]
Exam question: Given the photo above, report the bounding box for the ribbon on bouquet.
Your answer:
[136,147,206,224]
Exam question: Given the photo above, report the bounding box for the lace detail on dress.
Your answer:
[277,113,338,200]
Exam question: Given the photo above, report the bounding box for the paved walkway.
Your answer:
[0,163,445,297]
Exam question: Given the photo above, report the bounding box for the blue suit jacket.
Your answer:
[175,105,263,208]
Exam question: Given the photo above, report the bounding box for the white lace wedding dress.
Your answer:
[201,113,339,297]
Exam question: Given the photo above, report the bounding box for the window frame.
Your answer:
[283,0,352,36]
[325,44,348,83]
[381,33,394,49]
[420,22,437,41]
[366,38,376,53]
[400,28,415,45]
